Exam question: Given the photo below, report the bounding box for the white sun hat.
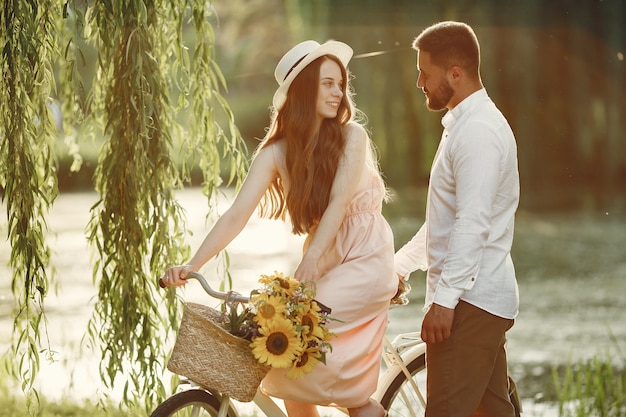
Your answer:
[272,40,353,110]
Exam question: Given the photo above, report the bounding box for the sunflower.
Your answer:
[285,348,322,379]
[259,272,300,295]
[252,293,287,327]
[300,308,325,340]
[259,271,287,284]
[250,318,303,368]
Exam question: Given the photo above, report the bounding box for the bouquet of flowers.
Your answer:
[225,272,334,380]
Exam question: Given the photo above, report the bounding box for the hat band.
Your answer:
[284,54,308,81]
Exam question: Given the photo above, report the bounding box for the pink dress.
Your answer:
[261,147,397,408]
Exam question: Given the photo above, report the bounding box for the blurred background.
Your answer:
[59,0,626,219]
[213,0,625,215]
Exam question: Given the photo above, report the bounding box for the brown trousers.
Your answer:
[425,301,516,417]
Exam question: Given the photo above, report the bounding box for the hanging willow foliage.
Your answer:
[84,0,183,410]
[2,0,247,413]
[81,0,247,412]
[175,0,247,199]
[169,0,248,290]
[0,0,59,410]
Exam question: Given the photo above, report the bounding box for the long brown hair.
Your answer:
[258,55,355,235]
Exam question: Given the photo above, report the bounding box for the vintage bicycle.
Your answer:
[151,272,519,417]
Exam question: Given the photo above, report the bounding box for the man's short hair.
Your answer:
[413,21,480,78]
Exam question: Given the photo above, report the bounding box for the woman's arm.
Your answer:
[294,122,367,281]
[161,145,279,286]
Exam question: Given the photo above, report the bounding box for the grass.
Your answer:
[0,378,126,417]
[0,351,140,417]
[0,400,126,417]
[552,352,626,416]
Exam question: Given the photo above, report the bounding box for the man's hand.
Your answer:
[421,303,455,344]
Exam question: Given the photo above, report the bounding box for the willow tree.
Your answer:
[1,0,247,413]
[0,0,60,411]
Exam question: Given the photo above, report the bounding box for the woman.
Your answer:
[161,40,397,417]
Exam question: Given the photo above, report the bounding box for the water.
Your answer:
[0,189,305,401]
[2,189,625,416]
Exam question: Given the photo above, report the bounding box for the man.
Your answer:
[395,21,521,416]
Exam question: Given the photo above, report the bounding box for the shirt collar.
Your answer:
[441,88,488,130]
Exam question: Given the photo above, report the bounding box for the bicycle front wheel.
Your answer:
[379,353,427,417]
[150,389,239,417]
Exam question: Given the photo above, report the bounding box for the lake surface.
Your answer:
[2,188,625,416]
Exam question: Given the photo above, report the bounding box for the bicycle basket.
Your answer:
[167,302,270,402]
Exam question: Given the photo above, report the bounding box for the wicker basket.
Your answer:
[167,302,270,402]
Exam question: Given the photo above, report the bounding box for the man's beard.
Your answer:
[425,79,454,111]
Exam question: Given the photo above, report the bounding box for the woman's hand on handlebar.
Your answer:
[160,264,194,287]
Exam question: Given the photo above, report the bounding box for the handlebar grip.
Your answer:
[158,276,188,289]
[157,272,249,304]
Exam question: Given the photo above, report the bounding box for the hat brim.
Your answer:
[272,41,353,110]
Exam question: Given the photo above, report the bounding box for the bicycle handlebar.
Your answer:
[158,271,250,304]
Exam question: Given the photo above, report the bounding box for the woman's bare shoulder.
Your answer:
[253,140,286,175]
[256,139,285,156]
[344,120,367,136]
[259,138,286,155]
[343,121,368,148]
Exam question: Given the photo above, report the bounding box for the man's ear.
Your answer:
[449,65,463,82]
